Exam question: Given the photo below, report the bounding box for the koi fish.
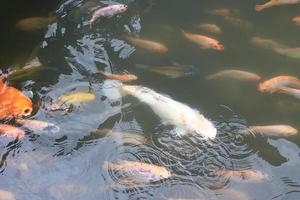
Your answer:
[15,16,56,32]
[292,16,300,25]
[274,47,300,59]
[99,70,137,82]
[0,124,25,139]
[182,31,224,51]
[103,160,171,184]
[239,125,298,137]
[124,36,168,53]
[90,4,128,25]
[197,23,222,34]
[275,87,300,99]
[206,70,261,82]
[250,36,283,49]
[0,75,32,119]
[16,119,60,134]
[255,0,300,11]
[206,8,236,17]
[121,85,217,138]
[0,189,15,200]
[135,64,198,78]
[258,76,300,93]
[51,92,96,110]
[216,169,269,182]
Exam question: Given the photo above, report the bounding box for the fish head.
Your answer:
[12,96,33,118]
[257,82,269,92]
[128,74,138,81]
[292,17,300,25]
[119,4,128,12]
[212,41,224,51]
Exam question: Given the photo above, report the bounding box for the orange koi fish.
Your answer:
[99,71,137,82]
[0,75,32,119]
[0,124,25,139]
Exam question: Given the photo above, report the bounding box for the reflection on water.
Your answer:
[1,0,300,199]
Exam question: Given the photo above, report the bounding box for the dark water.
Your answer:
[1,0,300,199]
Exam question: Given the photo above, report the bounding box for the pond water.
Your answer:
[1,0,300,199]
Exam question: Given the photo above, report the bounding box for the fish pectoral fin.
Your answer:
[170,127,187,137]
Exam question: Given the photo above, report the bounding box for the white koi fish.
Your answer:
[121,85,217,139]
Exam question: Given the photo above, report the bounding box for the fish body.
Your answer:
[250,37,283,49]
[197,23,222,34]
[16,119,60,134]
[274,47,300,59]
[15,16,56,31]
[122,85,217,138]
[124,36,168,53]
[217,169,269,182]
[258,76,300,93]
[51,92,96,110]
[275,87,300,99]
[0,189,15,200]
[240,125,298,137]
[99,71,137,82]
[207,8,234,17]
[255,0,300,11]
[135,64,198,78]
[0,124,25,139]
[0,76,32,119]
[182,31,224,51]
[206,70,261,82]
[292,16,300,25]
[104,160,171,183]
[90,4,128,25]
[224,16,253,31]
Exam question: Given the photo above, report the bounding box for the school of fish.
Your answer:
[2,1,300,198]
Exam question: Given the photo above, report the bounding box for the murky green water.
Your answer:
[1,0,300,199]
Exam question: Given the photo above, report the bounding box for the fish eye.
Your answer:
[24,109,31,115]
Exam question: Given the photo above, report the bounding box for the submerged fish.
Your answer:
[206,70,261,82]
[182,31,224,51]
[0,124,25,139]
[274,47,300,59]
[122,85,217,138]
[16,119,60,134]
[255,0,300,11]
[275,87,300,99]
[217,169,269,182]
[224,16,253,31]
[0,75,32,119]
[292,16,300,25]
[90,4,128,25]
[51,92,96,110]
[124,36,168,53]
[15,16,56,32]
[197,23,222,34]
[135,64,198,78]
[99,70,137,82]
[239,125,298,137]
[0,189,15,200]
[258,76,300,93]
[104,160,171,184]
[250,36,283,49]
[206,8,236,17]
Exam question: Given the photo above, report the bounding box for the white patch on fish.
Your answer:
[121,85,217,139]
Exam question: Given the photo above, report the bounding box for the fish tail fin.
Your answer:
[205,74,214,81]
[255,4,265,11]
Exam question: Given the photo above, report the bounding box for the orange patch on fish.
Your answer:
[99,71,137,82]
[0,124,25,139]
[258,76,300,93]
[182,31,224,51]
[292,16,300,25]
[0,76,32,119]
